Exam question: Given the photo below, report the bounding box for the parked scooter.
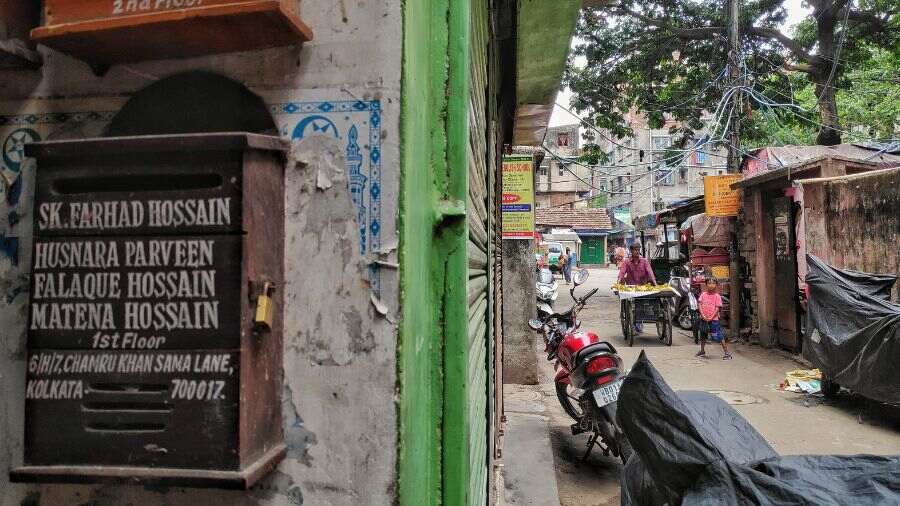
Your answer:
[536,267,558,319]
[669,268,698,340]
[528,269,633,464]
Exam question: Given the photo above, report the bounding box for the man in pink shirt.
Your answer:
[618,243,657,286]
[618,243,657,334]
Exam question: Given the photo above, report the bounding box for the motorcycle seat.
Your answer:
[573,341,615,366]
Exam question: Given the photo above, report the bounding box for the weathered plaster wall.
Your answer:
[802,169,900,301]
[501,240,537,385]
[0,1,401,505]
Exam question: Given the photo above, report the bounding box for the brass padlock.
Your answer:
[254,281,276,330]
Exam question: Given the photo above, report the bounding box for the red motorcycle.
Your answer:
[529,269,633,464]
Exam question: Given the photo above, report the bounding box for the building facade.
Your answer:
[602,111,729,226]
[535,208,612,265]
[535,123,592,209]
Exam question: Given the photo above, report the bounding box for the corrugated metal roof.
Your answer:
[535,207,612,230]
[736,144,900,189]
[795,166,900,185]
[747,144,900,172]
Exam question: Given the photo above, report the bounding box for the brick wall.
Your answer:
[737,193,760,336]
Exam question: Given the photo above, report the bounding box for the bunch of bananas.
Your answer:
[612,283,673,292]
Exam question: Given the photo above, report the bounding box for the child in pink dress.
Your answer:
[696,278,731,359]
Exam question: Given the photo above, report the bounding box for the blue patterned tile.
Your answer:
[273,99,383,293]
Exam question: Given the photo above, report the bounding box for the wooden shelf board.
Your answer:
[10,443,286,489]
[30,1,312,65]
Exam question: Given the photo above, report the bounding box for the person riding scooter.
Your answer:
[618,243,657,332]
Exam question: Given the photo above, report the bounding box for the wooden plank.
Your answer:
[31,1,312,65]
[10,443,286,489]
[237,147,285,467]
[43,0,300,25]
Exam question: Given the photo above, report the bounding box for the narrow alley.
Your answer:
[503,267,900,506]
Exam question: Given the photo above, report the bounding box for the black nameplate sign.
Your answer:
[13,133,287,488]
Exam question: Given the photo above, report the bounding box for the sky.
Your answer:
[548,0,812,127]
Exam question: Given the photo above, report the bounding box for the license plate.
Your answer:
[592,379,623,407]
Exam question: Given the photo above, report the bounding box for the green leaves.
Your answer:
[569,1,899,147]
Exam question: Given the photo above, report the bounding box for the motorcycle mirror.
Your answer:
[527,319,543,331]
[572,268,589,286]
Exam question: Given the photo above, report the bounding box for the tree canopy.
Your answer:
[742,43,900,145]
[567,0,900,148]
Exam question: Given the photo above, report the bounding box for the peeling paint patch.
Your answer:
[250,470,296,501]
[283,383,317,465]
[370,293,389,316]
[316,167,334,190]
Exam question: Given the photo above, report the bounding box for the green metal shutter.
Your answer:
[582,237,607,264]
[466,0,491,502]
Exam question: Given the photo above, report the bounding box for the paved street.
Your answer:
[504,267,900,506]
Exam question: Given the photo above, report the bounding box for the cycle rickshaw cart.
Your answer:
[615,286,677,347]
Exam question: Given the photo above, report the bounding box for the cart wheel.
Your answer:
[662,302,673,346]
[626,303,635,347]
[655,320,674,345]
[620,301,629,340]
[656,300,666,338]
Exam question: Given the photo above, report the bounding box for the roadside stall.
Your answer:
[632,212,677,284]
[680,214,733,328]
[632,196,705,283]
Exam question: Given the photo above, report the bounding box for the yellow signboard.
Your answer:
[710,265,731,279]
[501,155,535,239]
[704,174,743,216]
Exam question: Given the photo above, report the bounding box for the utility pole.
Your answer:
[727,0,741,173]
[727,0,743,341]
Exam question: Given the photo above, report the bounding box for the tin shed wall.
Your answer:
[803,169,900,301]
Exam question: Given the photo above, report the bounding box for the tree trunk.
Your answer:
[814,76,842,146]
[813,4,842,146]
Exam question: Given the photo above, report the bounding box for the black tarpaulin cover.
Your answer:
[618,352,900,505]
[804,254,900,404]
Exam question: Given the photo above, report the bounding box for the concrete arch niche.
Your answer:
[105,71,277,136]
